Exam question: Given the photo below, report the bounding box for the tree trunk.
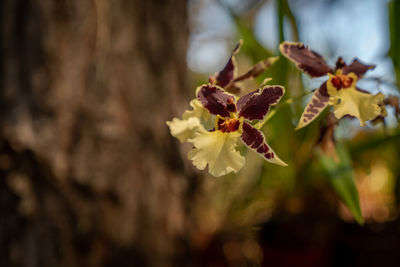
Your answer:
[0,1,194,266]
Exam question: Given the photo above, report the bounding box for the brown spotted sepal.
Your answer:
[209,40,242,88]
[233,57,279,83]
[296,82,330,130]
[196,84,237,118]
[237,85,285,121]
[241,122,287,166]
[279,42,332,77]
[210,40,279,94]
[340,59,375,78]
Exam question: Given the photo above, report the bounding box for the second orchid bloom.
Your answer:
[280,42,386,130]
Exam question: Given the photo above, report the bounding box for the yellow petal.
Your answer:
[182,99,211,121]
[166,117,203,143]
[167,99,212,143]
[187,130,245,177]
[330,88,385,126]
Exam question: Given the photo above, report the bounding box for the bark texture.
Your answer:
[0,1,194,266]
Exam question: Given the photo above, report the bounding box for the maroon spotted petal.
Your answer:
[210,41,242,88]
[237,85,284,121]
[296,82,330,130]
[197,84,236,117]
[279,42,332,77]
[241,122,264,149]
[241,122,286,165]
[341,58,375,78]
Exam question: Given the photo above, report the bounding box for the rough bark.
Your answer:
[0,1,193,266]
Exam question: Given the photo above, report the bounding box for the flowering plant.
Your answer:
[167,42,286,177]
[208,40,278,95]
[279,42,386,130]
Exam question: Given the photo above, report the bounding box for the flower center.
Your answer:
[330,74,353,90]
[217,117,240,133]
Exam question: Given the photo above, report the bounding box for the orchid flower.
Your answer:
[279,42,386,130]
[167,84,287,177]
[209,40,279,95]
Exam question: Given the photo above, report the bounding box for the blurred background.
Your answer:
[1,0,400,266]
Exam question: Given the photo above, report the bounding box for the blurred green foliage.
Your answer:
[191,0,400,231]
[317,144,363,224]
[389,0,400,87]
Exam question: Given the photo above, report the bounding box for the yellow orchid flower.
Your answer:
[167,84,287,177]
[280,42,386,129]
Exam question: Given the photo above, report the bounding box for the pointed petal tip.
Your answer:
[279,41,303,52]
[241,122,287,167]
[294,124,303,131]
[267,152,288,166]
[232,40,243,54]
[295,118,310,131]
[260,78,273,87]
[274,159,288,167]
[278,43,284,53]
[269,56,280,64]
[278,43,287,54]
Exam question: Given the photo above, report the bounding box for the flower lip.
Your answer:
[218,117,240,133]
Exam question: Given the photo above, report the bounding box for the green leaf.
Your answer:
[388,0,400,89]
[316,144,364,225]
